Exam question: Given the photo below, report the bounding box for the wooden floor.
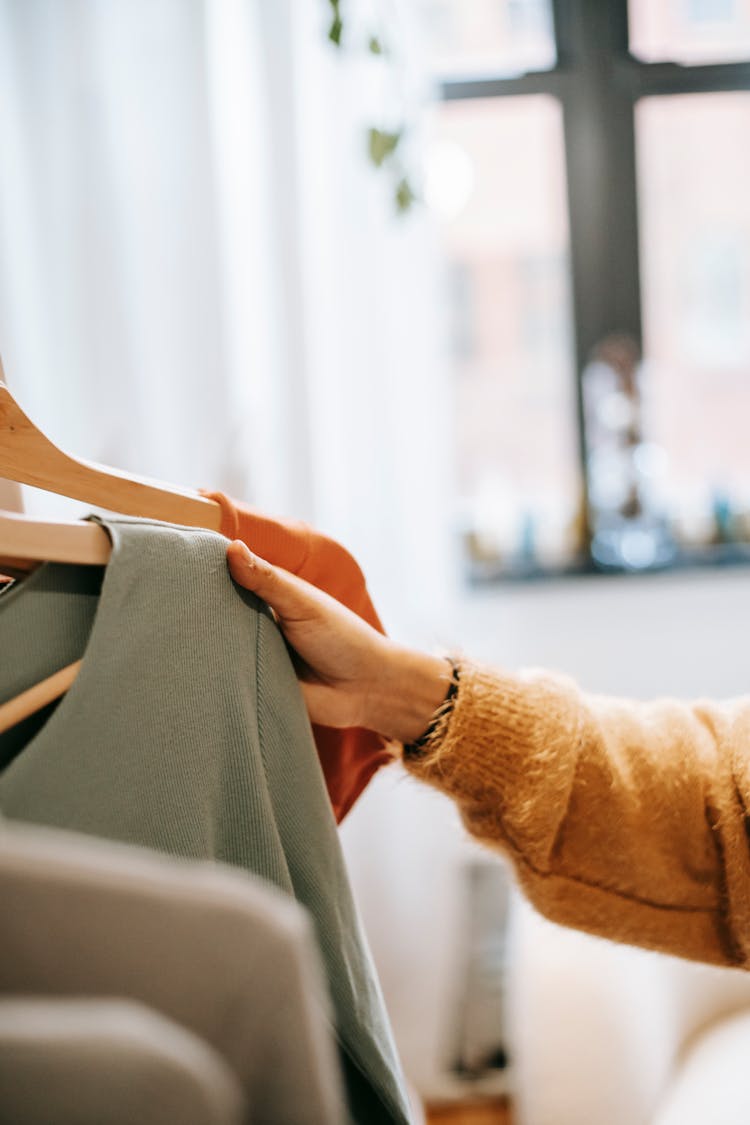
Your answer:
[425,1099,513,1125]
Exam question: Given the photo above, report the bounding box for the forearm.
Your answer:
[224,536,750,967]
[398,657,750,969]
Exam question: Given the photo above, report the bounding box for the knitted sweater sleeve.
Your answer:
[401,660,750,969]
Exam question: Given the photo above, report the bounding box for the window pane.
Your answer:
[427,97,580,574]
[629,0,750,64]
[413,0,556,79]
[636,93,750,548]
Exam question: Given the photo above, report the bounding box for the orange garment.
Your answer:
[202,491,395,822]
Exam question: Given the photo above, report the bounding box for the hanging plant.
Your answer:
[327,0,343,45]
[325,1,417,214]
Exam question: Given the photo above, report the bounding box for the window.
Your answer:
[413,0,556,78]
[636,92,750,543]
[427,95,578,571]
[419,0,750,577]
[630,0,750,63]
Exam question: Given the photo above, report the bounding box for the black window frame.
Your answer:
[441,0,750,580]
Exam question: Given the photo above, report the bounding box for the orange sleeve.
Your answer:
[202,490,395,822]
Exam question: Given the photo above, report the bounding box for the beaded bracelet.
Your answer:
[403,657,460,756]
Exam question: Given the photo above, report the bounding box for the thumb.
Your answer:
[227,540,307,619]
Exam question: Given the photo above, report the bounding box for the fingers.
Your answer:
[227,540,308,619]
[227,538,392,730]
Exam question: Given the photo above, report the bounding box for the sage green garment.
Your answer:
[0,516,411,1125]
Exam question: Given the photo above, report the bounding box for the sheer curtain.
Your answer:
[0,0,453,627]
[0,0,462,1096]
[0,0,238,496]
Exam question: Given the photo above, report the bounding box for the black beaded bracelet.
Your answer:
[403,657,460,756]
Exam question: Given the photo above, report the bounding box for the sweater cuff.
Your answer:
[400,658,584,817]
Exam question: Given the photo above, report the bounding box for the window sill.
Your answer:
[466,542,750,585]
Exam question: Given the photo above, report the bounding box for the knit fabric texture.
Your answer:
[403,658,750,970]
[0,516,411,1125]
[202,490,395,822]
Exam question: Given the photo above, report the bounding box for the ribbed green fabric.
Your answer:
[0,516,411,1125]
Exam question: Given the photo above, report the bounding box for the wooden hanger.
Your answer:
[0,361,225,735]
[0,660,82,736]
[0,376,223,531]
[0,511,112,571]
[0,511,113,736]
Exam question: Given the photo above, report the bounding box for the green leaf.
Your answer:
[395,177,416,213]
[328,15,343,45]
[327,0,342,45]
[368,128,401,167]
[368,36,384,55]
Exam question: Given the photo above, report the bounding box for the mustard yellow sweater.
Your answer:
[402,659,750,970]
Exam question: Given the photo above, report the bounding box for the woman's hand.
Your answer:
[227,539,452,743]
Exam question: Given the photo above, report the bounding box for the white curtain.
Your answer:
[0,0,467,1097]
[0,0,454,629]
[0,0,236,494]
